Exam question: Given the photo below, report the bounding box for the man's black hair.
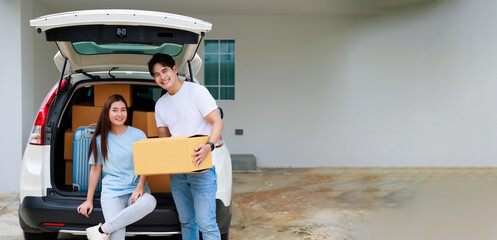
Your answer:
[148,53,176,76]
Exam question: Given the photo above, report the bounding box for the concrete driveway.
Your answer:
[3,168,497,239]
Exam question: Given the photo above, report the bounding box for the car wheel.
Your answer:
[23,231,58,240]
[221,231,229,240]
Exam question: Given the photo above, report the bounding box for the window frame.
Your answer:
[203,39,235,101]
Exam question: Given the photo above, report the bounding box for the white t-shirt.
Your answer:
[155,81,218,165]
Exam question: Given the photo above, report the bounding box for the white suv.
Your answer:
[19,9,232,240]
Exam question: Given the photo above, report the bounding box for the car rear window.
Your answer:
[72,42,183,56]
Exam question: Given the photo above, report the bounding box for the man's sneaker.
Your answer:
[86,223,109,240]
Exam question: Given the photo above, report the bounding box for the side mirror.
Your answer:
[218,107,224,119]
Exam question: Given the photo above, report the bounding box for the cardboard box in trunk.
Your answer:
[147,175,171,193]
[132,111,158,137]
[64,129,73,160]
[65,160,73,185]
[133,135,212,175]
[94,84,133,107]
[72,102,102,130]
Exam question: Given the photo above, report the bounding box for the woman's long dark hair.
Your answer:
[88,94,129,163]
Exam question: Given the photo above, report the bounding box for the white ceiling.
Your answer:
[35,0,434,16]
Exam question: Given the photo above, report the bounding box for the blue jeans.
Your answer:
[169,168,220,240]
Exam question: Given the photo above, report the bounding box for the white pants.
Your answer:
[101,192,156,240]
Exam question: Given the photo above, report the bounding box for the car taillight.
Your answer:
[29,79,67,145]
[42,222,66,227]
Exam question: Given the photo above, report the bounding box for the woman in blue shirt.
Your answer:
[77,94,156,240]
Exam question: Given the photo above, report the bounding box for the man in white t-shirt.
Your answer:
[148,53,223,240]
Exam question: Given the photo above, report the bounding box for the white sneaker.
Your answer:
[86,223,109,240]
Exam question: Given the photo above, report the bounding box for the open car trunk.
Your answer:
[52,80,174,195]
[30,9,211,196]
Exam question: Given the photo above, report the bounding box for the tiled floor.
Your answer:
[3,168,497,239]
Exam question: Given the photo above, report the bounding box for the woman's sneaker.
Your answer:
[86,223,109,240]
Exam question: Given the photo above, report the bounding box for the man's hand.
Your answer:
[193,144,211,167]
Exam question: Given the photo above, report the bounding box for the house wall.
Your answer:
[0,0,23,191]
[196,15,363,167]
[0,0,57,191]
[199,0,497,167]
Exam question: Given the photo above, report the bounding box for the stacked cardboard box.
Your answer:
[132,111,173,193]
[94,84,133,107]
[132,111,158,137]
[72,102,102,130]
[64,129,73,185]
[64,129,74,160]
[147,175,171,193]
[65,160,73,186]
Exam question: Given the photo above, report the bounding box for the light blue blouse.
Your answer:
[89,126,149,203]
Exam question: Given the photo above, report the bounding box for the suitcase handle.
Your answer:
[84,124,97,138]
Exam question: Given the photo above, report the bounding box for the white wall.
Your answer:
[326,0,497,167]
[0,0,57,191]
[199,0,497,167]
[0,0,22,191]
[196,15,364,167]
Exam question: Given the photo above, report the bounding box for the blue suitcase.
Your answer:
[72,125,102,192]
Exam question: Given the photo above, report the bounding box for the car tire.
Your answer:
[23,231,58,240]
[221,231,229,240]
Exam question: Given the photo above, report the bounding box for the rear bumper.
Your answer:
[19,195,231,234]
[19,195,180,234]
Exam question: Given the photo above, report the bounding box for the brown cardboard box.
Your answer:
[147,175,171,193]
[64,129,73,159]
[133,135,212,175]
[65,160,73,185]
[132,111,158,137]
[94,84,133,107]
[72,103,102,130]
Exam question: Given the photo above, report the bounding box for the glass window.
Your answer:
[204,54,219,86]
[72,42,183,56]
[204,40,219,53]
[204,40,235,100]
